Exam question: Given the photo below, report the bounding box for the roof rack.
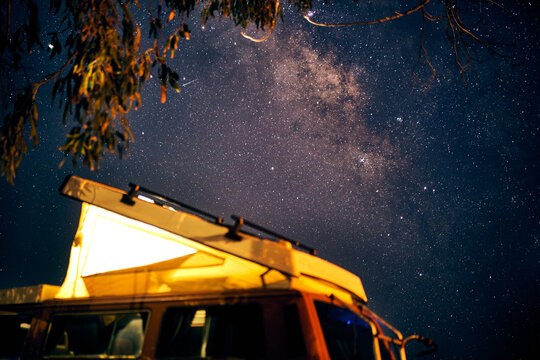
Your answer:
[227,215,317,256]
[121,181,316,255]
[122,182,223,224]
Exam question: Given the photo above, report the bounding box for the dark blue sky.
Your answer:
[1,2,538,359]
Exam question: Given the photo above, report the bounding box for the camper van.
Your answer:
[0,175,436,360]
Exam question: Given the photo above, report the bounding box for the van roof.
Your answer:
[3,176,367,305]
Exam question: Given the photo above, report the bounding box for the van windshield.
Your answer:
[315,301,375,360]
[43,311,148,358]
[0,313,32,359]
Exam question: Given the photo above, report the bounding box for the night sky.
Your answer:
[1,1,539,359]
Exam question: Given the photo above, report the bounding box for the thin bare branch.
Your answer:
[304,0,431,27]
[241,0,280,42]
[241,28,274,42]
[6,0,11,41]
[423,7,441,22]
[412,9,436,87]
[450,6,480,41]
[446,5,466,81]
[31,52,77,96]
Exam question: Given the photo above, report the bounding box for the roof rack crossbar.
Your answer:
[231,215,317,256]
[125,183,223,224]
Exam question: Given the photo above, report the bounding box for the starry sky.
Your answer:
[1,1,539,359]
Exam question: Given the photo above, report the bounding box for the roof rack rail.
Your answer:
[121,182,316,255]
[122,183,223,224]
[227,215,317,256]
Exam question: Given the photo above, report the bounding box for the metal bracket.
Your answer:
[121,183,140,205]
[228,215,316,255]
[225,216,244,240]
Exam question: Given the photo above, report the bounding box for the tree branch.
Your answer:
[241,0,280,42]
[303,0,431,27]
[413,9,436,86]
[30,52,77,98]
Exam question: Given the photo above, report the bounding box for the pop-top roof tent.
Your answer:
[1,175,367,305]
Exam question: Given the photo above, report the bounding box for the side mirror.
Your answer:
[402,334,438,357]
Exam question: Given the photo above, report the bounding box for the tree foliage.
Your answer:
[1,0,508,184]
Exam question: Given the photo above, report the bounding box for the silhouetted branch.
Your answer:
[412,9,437,87]
[241,0,280,42]
[303,0,431,27]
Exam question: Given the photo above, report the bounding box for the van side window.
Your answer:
[43,311,148,358]
[314,301,375,360]
[157,303,265,359]
[0,314,32,359]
